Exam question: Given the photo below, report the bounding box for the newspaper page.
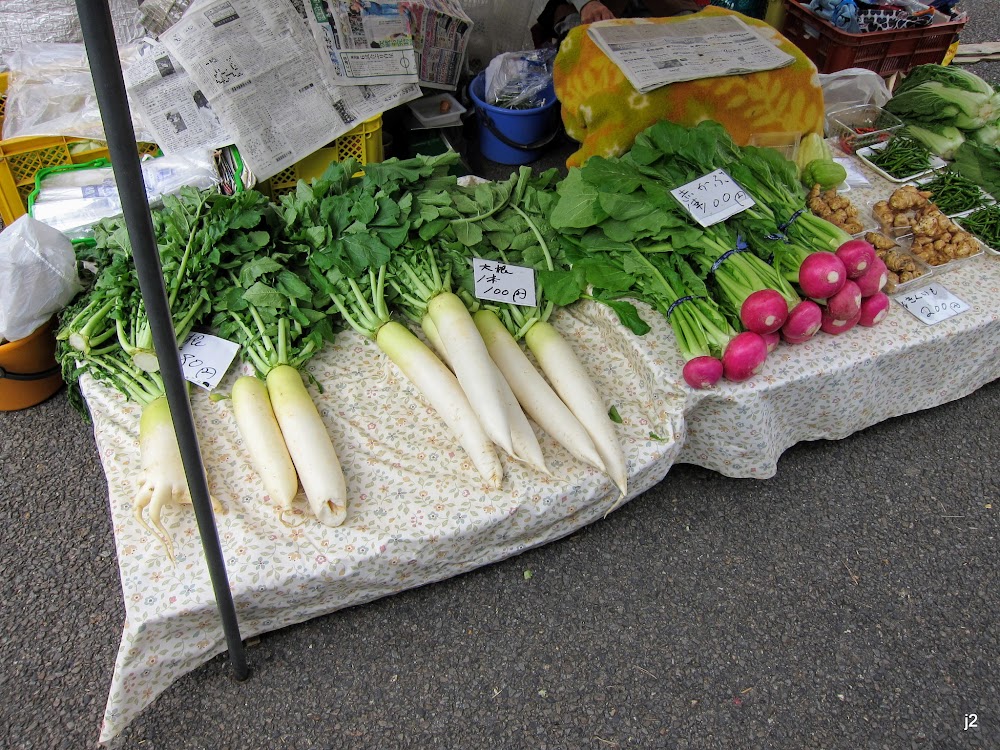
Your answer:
[124,39,235,153]
[587,15,794,94]
[305,0,419,86]
[160,0,419,181]
[400,0,472,90]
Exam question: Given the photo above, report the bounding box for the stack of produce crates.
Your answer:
[259,116,383,200]
[0,72,160,228]
[781,0,967,76]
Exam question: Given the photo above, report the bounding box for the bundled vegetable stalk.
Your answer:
[55,187,260,559]
[210,202,346,527]
[278,153,507,488]
[427,167,628,494]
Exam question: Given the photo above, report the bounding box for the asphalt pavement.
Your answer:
[2,4,998,748]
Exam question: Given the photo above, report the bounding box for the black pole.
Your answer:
[75,0,249,680]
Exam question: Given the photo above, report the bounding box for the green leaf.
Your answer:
[608,405,623,423]
[238,256,283,287]
[454,221,483,247]
[537,267,586,306]
[550,169,608,229]
[243,281,285,309]
[418,218,449,241]
[343,233,390,272]
[600,298,651,336]
[277,270,312,301]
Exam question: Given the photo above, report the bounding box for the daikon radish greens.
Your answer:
[60,187,247,372]
[277,153,504,489]
[210,201,346,527]
[431,166,628,495]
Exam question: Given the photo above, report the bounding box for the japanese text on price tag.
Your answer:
[178,331,240,390]
[472,258,536,307]
[670,168,756,227]
[894,283,970,325]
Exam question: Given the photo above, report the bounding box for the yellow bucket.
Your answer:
[0,318,63,411]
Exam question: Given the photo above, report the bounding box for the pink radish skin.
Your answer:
[781,300,823,344]
[740,289,790,335]
[820,306,861,335]
[858,292,891,326]
[826,279,863,321]
[855,256,889,298]
[798,252,847,300]
[761,330,780,353]
[682,356,724,389]
[836,239,876,280]
[722,332,769,382]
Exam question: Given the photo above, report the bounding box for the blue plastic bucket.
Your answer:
[469,72,559,165]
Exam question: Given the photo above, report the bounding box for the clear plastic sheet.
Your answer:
[0,0,145,70]
[2,42,155,142]
[30,148,220,240]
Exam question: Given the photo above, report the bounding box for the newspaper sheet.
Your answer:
[400,0,472,90]
[160,0,419,181]
[587,15,794,94]
[305,0,419,87]
[124,39,235,153]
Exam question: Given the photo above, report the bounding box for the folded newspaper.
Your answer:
[587,15,794,94]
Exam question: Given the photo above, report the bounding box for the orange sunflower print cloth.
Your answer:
[553,7,825,168]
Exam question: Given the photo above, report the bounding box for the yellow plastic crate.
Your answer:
[263,116,383,199]
[0,72,159,226]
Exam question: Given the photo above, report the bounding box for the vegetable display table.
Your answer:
[90,166,1000,743]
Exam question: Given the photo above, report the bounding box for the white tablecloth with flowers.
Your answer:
[90,168,1000,743]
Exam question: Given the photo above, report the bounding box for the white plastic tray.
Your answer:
[407,93,466,128]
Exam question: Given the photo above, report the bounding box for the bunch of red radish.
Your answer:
[683,238,890,389]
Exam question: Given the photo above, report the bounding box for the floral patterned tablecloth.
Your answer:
[92,162,1000,743]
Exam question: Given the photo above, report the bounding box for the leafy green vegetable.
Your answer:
[904,121,965,160]
[886,81,998,131]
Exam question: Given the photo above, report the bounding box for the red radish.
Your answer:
[798,252,847,300]
[682,356,724,389]
[826,279,863,321]
[761,330,780,353]
[835,239,876,279]
[740,289,789,335]
[781,300,823,344]
[855,256,888,298]
[820,306,861,335]
[721,332,769,382]
[858,292,891,326]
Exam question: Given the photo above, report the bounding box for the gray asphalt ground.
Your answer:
[2,4,999,748]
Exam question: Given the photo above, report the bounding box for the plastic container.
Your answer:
[781,0,967,76]
[0,317,62,411]
[868,234,934,294]
[827,105,905,155]
[408,94,466,128]
[262,116,383,199]
[469,72,559,165]
[856,141,946,184]
[748,131,800,162]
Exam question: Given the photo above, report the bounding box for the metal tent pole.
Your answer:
[75,0,249,681]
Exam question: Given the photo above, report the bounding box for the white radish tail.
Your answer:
[133,396,223,562]
[498,371,549,474]
[524,320,628,497]
[475,310,606,473]
[265,365,347,527]
[231,375,299,511]
[427,292,514,456]
[375,320,503,489]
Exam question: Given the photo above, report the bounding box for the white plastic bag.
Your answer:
[819,68,892,129]
[0,215,81,342]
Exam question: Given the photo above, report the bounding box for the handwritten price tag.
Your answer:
[472,258,536,307]
[671,169,756,227]
[894,283,970,325]
[178,332,240,390]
